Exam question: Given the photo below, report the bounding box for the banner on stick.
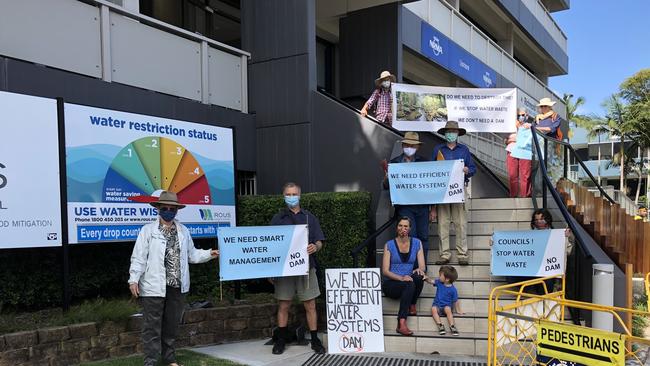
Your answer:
[218,225,309,281]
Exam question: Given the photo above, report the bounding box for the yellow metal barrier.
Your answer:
[488,275,650,366]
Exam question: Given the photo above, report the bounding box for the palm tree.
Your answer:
[562,93,594,135]
[587,94,634,192]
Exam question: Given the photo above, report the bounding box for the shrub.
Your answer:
[0,191,372,310]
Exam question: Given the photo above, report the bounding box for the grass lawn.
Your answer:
[80,349,244,366]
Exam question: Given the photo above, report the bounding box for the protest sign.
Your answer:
[387,160,465,205]
[0,91,62,248]
[491,229,566,277]
[326,268,384,354]
[218,225,309,281]
[392,83,517,133]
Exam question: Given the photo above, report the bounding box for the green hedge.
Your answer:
[0,191,371,310]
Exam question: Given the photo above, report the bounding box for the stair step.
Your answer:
[383,297,514,314]
[383,333,489,355]
[383,314,489,334]
[468,197,539,210]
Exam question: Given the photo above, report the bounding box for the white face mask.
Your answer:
[403,147,417,157]
[381,80,391,89]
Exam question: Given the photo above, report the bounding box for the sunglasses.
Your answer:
[159,207,178,212]
[518,114,526,117]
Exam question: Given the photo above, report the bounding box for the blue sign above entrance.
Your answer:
[420,21,496,88]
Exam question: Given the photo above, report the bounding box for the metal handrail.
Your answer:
[351,215,397,268]
[530,125,592,259]
[534,130,615,204]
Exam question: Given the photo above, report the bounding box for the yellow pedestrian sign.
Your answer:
[536,320,625,366]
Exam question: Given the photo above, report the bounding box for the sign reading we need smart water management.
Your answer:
[491,229,566,277]
[326,268,384,354]
[218,225,309,281]
[0,91,62,248]
[65,103,236,243]
[388,160,465,205]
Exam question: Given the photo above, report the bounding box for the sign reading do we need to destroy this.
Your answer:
[218,225,309,281]
[491,229,566,277]
[326,268,384,354]
[388,160,465,205]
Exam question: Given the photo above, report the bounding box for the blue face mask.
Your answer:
[518,115,526,122]
[445,132,458,143]
[159,208,177,222]
[284,195,300,208]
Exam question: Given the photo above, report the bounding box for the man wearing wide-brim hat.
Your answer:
[128,191,218,366]
[360,70,397,125]
[431,121,475,266]
[534,97,561,139]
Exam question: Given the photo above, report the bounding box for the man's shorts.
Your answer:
[274,268,320,301]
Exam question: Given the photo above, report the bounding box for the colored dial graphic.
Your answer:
[102,137,212,204]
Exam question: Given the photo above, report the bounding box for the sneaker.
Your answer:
[458,257,469,266]
[435,257,450,265]
[450,325,460,336]
[437,323,446,335]
[272,338,286,355]
[311,338,326,354]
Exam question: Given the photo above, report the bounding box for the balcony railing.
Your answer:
[523,0,568,51]
[404,0,566,118]
[0,0,250,112]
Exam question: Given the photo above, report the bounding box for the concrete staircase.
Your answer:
[379,198,537,356]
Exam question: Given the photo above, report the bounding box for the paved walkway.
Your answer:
[191,338,487,366]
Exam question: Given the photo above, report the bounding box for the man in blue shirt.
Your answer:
[431,121,476,265]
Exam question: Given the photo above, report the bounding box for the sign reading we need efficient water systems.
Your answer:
[326,268,384,354]
[217,225,309,281]
[491,229,566,277]
[0,91,62,248]
[64,103,236,243]
[387,160,465,205]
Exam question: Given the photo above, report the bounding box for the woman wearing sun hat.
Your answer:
[360,70,397,125]
[128,191,218,366]
[535,97,561,139]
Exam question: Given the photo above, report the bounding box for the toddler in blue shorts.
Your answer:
[426,265,464,336]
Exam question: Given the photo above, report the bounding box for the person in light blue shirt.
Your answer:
[431,121,475,266]
[508,108,534,197]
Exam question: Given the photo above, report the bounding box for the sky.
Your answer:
[548,0,650,118]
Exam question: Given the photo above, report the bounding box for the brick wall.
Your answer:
[0,303,321,366]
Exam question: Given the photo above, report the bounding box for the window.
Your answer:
[139,0,241,47]
[317,38,335,93]
[237,171,256,196]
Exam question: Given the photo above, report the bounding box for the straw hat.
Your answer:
[400,131,423,145]
[537,97,556,107]
[149,191,186,209]
[374,70,397,86]
[437,121,466,136]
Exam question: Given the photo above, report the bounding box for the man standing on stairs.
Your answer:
[431,121,476,266]
[360,70,396,125]
[383,132,435,263]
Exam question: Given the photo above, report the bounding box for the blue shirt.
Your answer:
[536,116,560,139]
[386,238,421,277]
[271,208,325,268]
[433,279,458,308]
[431,143,476,183]
[510,127,533,160]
